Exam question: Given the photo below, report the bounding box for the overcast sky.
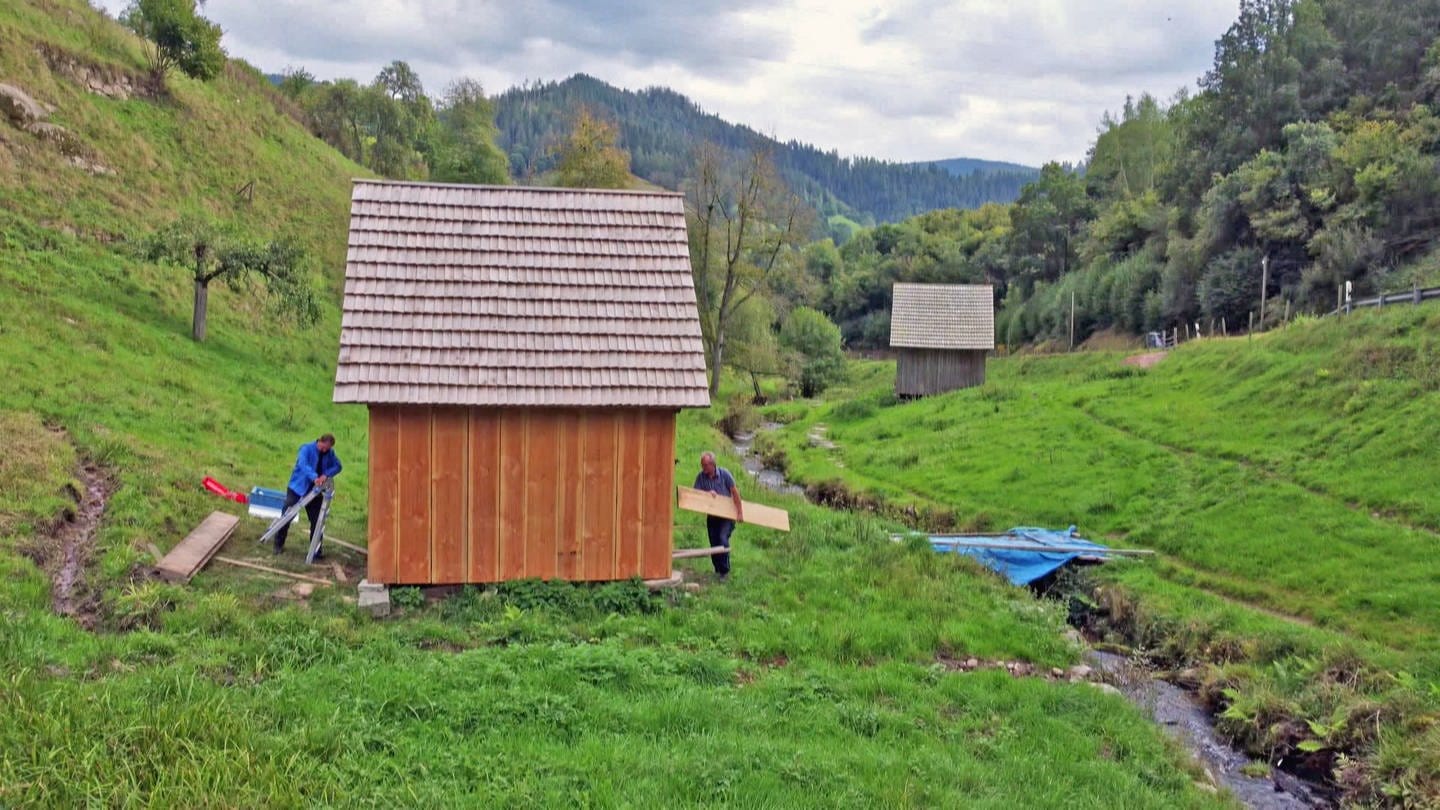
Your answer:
[97,0,1241,166]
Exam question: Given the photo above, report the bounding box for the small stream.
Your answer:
[730,422,805,497]
[730,423,1330,809]
[1086,651,1327,808]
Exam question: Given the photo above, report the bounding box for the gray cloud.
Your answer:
[94,0,1240,165]
[802,72,970,120]
[862,0,1230,83]
[210,0,788,80]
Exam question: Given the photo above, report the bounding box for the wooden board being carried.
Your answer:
[676,486,790,532]
[157,511,241,582]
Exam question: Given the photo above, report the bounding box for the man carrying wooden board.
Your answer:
[694,451,743,581]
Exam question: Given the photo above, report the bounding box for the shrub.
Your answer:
[122,0,225,82]
[779,307,848,397]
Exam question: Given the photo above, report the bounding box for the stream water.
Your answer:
[730,422,805,497]
[729,424,1330,809]
[1086,652,1327,808]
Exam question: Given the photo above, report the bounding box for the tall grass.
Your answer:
[765,310,1440,801]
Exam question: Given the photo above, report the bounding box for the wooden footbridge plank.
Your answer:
[676,486,790,532]
[157,512,241,582]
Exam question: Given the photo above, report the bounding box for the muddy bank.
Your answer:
[730,422,806,497]
[24,461,112,628]
[1087,650,1329,809]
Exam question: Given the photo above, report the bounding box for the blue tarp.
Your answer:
[927,526,1110,586]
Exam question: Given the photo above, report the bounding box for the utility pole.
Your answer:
[1259,254,1270,329]
[1069,291,1075,351]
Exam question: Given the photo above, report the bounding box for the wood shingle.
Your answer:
[889,283,995,351]
[333,181,710,408]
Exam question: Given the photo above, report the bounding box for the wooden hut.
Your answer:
[334,181,710,586]
[889,283,994,397]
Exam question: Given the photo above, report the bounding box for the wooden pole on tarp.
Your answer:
[906,536,1155,557]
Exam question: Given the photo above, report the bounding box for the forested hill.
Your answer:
[925,157,1038,177]
[785,0,1440,349]
[493,74,1036,225]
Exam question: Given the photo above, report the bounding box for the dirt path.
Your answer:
[1079,402,1440,540]
[44,462,112,628]
[1123,351,1168,369]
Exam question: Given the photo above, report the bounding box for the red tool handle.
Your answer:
[202,476,249,504]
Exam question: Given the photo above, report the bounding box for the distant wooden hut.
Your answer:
[889,283,995,397]
[334,181,710,586]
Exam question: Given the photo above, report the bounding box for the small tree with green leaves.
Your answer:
[122,0,225,83]
[553,108,631,189]
[779,307,847,397]
[140,218,318,342]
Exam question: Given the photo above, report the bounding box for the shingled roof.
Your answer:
[889,283,995,351]
[334,181,710,408]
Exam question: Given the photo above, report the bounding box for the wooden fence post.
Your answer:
[1222,317,1227,336]
[1415,282,1422,305]
[1069,291,1075,352]
[1248,311,1254,341]
[1259,255,1270,328]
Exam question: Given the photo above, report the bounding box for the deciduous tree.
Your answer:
[686,145,814,396]
[553,108,631,189]
[122,0,225,83]
[140,218,318,342]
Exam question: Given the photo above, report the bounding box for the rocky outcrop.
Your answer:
[0,82,114,176]
[38,45,155,100]
[0,82,49,128]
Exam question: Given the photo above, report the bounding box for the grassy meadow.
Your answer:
[0,1,1233,806]
[0,225,1223,804]
[758,309,1440,802]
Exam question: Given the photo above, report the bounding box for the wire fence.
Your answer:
[1335,284,1440,314]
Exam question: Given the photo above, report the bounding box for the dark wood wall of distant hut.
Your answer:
[895,348,987,397]
[366,405,676,585]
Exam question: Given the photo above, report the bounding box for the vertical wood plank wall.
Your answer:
[367,406,677,585]
[895,348,987,397]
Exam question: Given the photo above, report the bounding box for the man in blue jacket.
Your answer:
[274,433,342,557]
[694,451,744,581]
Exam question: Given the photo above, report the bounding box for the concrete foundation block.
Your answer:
[357,579,390,617]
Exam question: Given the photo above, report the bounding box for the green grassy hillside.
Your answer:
[0,2,1225,806]
[763,308,1440,800]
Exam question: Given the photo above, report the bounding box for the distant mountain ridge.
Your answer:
[925,157,1038,177]
[493,74,1036,226]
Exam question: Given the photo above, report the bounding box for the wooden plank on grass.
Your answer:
[157,512,241,582]
[213,556,334,586]
[325,537,368,556]
[676,486,790,532]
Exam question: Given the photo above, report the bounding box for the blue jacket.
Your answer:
[287,441,342,496]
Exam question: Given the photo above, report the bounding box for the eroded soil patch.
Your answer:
[1123,351,1169,369]
[22,461,113,629]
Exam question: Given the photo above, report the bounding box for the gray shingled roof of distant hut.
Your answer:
[888,283,996,351]
[333,180,710,408]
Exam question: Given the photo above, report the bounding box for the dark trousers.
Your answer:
[274,488,322,552]
[706,517,735,575]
